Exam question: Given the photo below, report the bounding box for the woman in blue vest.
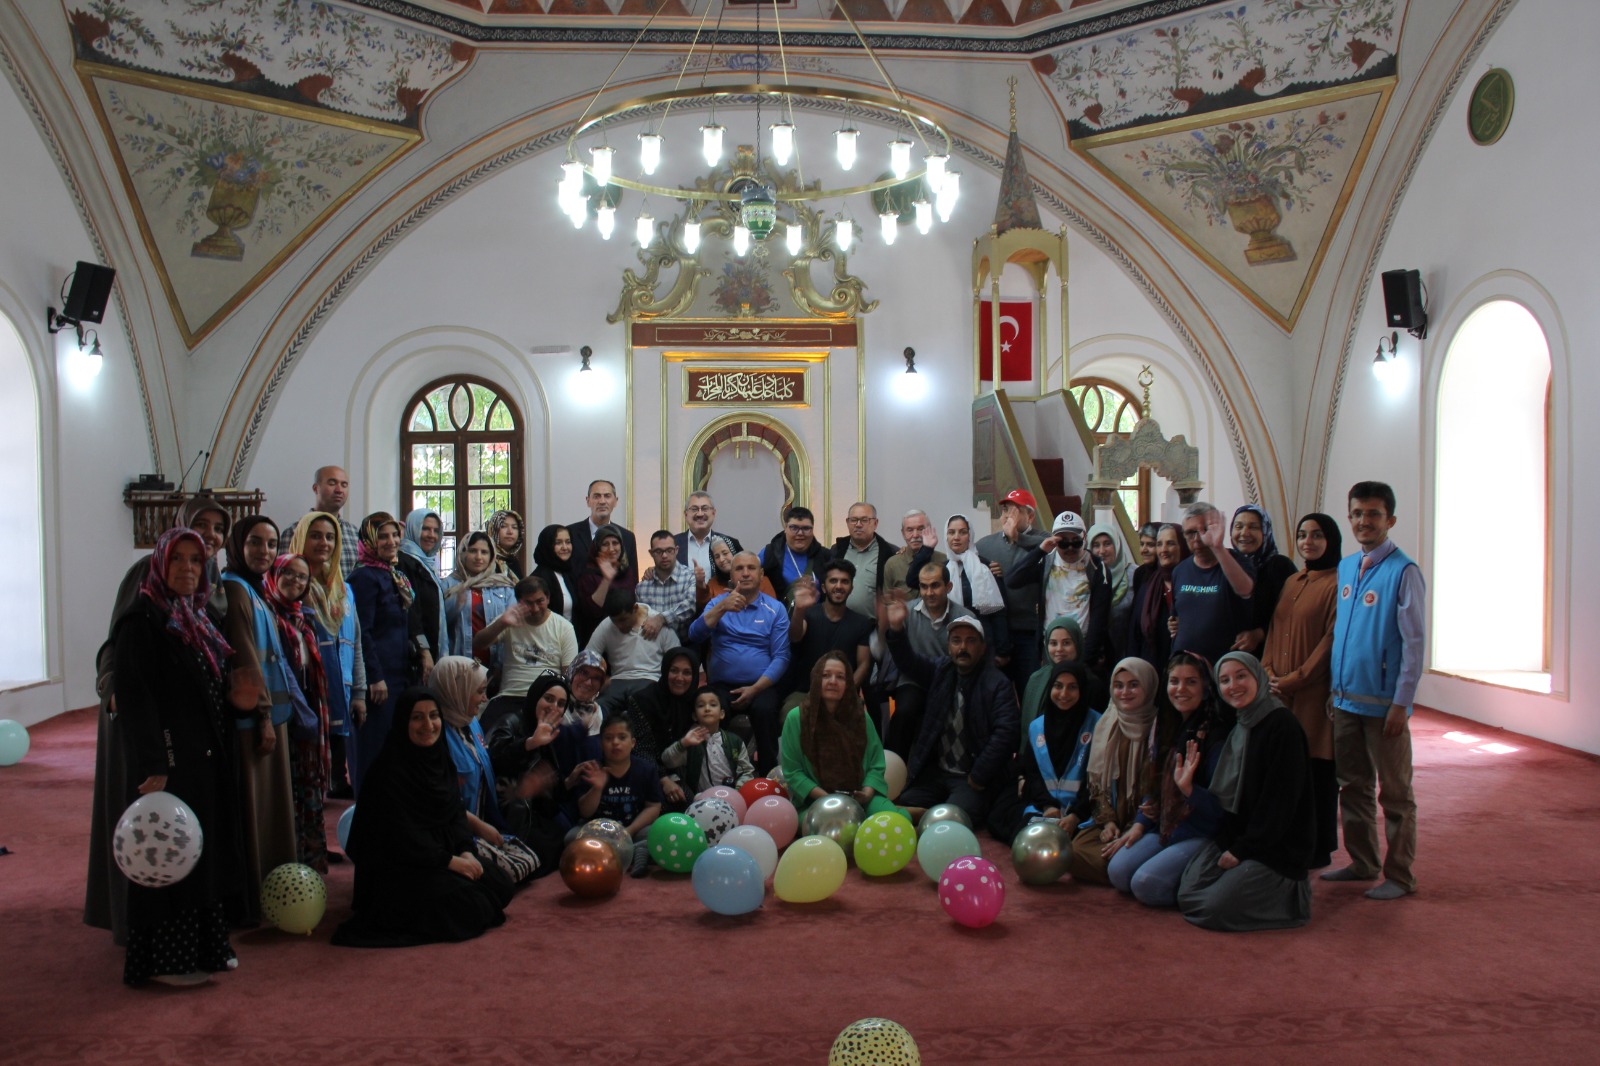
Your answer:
[1107,651,1235,906]
[219,514,298,922]
[986,659,1101,843]
[441,531,517,670]
[350,512,419,797]
[289,513,367,806]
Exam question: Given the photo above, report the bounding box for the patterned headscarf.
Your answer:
[1230,505,1280,571]
[358,512,415,608]
[487,509,525,575]
[289,511,347,632]
[140,528,232,679]
[431,655,488,731]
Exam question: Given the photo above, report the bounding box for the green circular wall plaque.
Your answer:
[1468,68,1514,146]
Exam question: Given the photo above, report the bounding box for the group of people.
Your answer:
[86,462,1421,984]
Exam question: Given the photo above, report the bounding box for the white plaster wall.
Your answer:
[0,73,149,725]
[1323,0,1598,753]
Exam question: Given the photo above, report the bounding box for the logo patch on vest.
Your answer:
[1362,590,1379,607]
[1034,734,1048,749]
[1080,732,1093,746]
[1341,584,1352,600]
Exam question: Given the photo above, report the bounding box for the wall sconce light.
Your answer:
[1372,331,1399,382]
[903,346,917,374]
[77,328,105,378]
[579,345,593,372]
[46,260,117,346]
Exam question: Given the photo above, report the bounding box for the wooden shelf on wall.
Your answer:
[124,490,266,549]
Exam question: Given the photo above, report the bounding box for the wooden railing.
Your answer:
[124,489,266,548]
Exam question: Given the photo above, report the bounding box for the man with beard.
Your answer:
[782,557,874,702]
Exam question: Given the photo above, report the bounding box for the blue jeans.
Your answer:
[1107,834,1209,907]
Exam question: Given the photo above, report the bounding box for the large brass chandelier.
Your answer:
[557,0,961,256]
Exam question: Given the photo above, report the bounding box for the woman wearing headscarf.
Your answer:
[1260,514,1342,867]
[700,534,776,609]
[1070,657,1162,885]
[1135,522,1161,568]
[1017,617,1108,732]
[349,512,420,796]
[331,688,514,948]
[91,528,246,985]
[395,508,449,681]
[289,512,366,801]
[574,524,634,647]
[987,659,1102,844]
[625,647,701,807]
[262,553,332,872]
[1087,522,1135,660]
[531,523,577,621]
[443,531,518,671]
[220,515,298,921]
[1124,523,1190,671]
[779,651,907,819]
[487,673,587,854]
[1176,652,1315,931]
[87,497,233,940]
[943,513,1009,653]
[486,509,526,580]
[1229,505,1300,654]
[1107,651,1235,906]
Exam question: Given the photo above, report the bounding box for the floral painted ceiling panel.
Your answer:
[1035,0,1397,138]
[68,0,475,127]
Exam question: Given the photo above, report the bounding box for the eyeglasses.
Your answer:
[1058,538,1083,549]
[648,546,676,555]
[686,506,713,515]
[846,516,875,525]
[786,525,814,534]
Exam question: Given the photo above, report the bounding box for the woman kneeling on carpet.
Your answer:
[333,688,513,948]
[985,659,1101,844]
[1175,652,1315,931]
[1068,658,1162,885]
[779,651,908,819]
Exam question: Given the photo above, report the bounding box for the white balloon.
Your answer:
[883,750,908,801]
[685,798,740,845]
[113,791,204,887]
[720,824,779,881]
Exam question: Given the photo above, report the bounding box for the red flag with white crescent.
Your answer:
[978,299,1034,383]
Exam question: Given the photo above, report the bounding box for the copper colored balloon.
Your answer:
[560,837,623,898]
[577,818,634,867]
[1011,820,1072,886]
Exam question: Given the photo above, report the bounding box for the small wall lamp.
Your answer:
[1372,331,1399,382]
[579,345,593,371]
[903,346,917,374]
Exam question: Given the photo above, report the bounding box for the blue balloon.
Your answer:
[0,719,29,766]
[691,845,764,916]
[336,805,356,851]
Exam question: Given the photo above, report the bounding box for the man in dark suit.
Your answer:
[674,490,741,597]
[566,479,639,585]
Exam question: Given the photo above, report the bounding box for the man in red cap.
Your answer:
[977,488,1046,690]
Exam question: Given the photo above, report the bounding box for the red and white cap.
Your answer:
[1000,488,1037,511]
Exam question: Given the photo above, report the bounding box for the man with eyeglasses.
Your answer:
[829,501,896,617]
[1007,510,1115,670]
[758,505,826,603]
[635,530,698,642]
[1170,501,1256,664]
[674,492,742,598]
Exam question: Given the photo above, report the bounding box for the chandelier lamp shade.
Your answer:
[557,0,960,256]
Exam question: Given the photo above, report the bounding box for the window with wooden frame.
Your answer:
[1069,377,1149,527]
[401,376,523,576]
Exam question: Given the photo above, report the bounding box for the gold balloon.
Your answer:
[1011,820,1073,886]
[916,803,972,837]
[800,794,864,852]
[560,837,623,898]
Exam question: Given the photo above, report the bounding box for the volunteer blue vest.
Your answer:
[446,719,504,828]
[1330,546,1416,716]
[1023,708,1101,817]
[221,573,294,730]
[306,583,359,736]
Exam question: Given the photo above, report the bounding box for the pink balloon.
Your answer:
[744,794,798,849]
[939,857,1005,929]
[695,786,747,821]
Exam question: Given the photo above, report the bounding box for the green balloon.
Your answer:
[914,821,981,882]
[852,811,916,877]
[647,815,708,874]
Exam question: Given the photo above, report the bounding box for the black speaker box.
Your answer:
[62,261,117,324]
[1381,268,1426,333]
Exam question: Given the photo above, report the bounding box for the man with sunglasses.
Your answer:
[1007,510,1114,671]
[1170,501,1256,664]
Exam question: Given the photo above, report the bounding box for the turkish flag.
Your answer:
[978,299,1034,383]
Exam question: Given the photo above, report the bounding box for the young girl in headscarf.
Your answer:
[987,658,1102,844]
[442,530,518,668]
[263,553,331,873]
[1176,651,1315,931]
[1087,522,1134,660]
[1260,513,1343,867]
[531,523,576,621]
[1071,657,1162,885]
[486,509,526,580]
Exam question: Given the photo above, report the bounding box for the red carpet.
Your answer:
[2,706,1598,1064]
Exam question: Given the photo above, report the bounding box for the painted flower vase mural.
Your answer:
[1132,110,1348,266]
[194,151,270,259]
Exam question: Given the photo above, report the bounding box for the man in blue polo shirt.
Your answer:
[1324,480,1424,901]
[689,551,790,774]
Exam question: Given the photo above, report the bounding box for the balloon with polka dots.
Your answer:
[828,1017,920,1066]
[261,863,327,935]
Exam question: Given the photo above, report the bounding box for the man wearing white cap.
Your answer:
[1007,510,1114,670]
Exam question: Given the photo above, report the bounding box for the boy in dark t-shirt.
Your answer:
[575,715,663,875]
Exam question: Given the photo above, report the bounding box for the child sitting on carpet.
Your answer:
[574,714,662,876]
[658,687,756,794]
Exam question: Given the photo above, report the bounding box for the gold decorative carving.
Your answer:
[1087,418,1204,508]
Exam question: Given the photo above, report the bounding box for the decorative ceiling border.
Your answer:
[343,0,1225,53]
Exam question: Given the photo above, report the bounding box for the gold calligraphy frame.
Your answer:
[682,365,811,408]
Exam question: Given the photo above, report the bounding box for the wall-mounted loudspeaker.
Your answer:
[1380,268,1427,338]
[62,261,117,325]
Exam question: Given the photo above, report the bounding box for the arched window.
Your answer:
[1433,300,1550,681]
[401,376,523,575]
[0,311,44,684]
[1070,377,1149,525]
